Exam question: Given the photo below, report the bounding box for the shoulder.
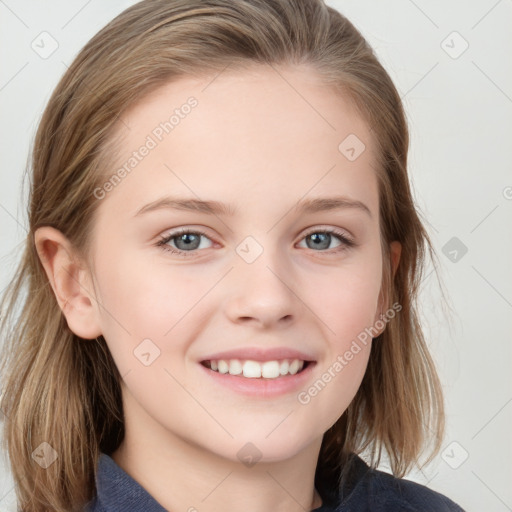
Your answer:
[82,495,108,512]
[81,452,168,512]
[82,496,103,512]
[326,455,466,512]
[363,466,465,512]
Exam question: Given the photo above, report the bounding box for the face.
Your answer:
[86,64,391,463]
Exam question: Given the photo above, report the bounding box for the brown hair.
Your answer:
[0,0,447,510]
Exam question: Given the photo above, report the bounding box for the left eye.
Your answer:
[297,229,355,252]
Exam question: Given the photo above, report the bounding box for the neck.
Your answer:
[112,390,325,512]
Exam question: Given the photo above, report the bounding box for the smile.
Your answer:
[201,359,310,379]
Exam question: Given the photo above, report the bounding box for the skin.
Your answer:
[35,64,401,512]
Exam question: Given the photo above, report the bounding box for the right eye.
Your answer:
[156,228,214,256]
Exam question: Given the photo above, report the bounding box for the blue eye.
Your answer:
[156,227,355,256]
[298,229,355,252]
[157,229,212,256]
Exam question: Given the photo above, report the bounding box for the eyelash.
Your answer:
[156,227,355,257]
[157,228,210,257]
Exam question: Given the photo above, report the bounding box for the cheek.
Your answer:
[94,246,196,329]
[318,342,372,431]
[92,247,224,376]
[310,257,382,341]
[299,265,378,427]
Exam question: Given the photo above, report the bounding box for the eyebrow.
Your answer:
[134,195,372,218]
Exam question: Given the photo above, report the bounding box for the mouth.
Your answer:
[200,358,314,379]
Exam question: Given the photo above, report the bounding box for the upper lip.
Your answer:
[200,347,317,363]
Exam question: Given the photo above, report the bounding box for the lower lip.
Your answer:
[198,361,317,398]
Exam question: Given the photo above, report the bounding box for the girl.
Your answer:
[0,0,465,511]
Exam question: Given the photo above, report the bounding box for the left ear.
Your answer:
[373,241,402,334]
[390,240,401,278]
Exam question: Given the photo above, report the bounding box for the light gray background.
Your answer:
[1,1,511,511]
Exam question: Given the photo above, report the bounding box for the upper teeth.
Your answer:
[207,359,305,379]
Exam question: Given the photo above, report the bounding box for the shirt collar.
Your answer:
[94,452,167,511]
[93,451,371,511]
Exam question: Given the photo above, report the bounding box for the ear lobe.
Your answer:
[34,226,102,340]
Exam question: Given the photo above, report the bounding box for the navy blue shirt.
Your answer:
[84,452,465,511]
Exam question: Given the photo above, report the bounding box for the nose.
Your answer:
[223,248,299,329]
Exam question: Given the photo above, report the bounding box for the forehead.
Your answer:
[98,64,379,219]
